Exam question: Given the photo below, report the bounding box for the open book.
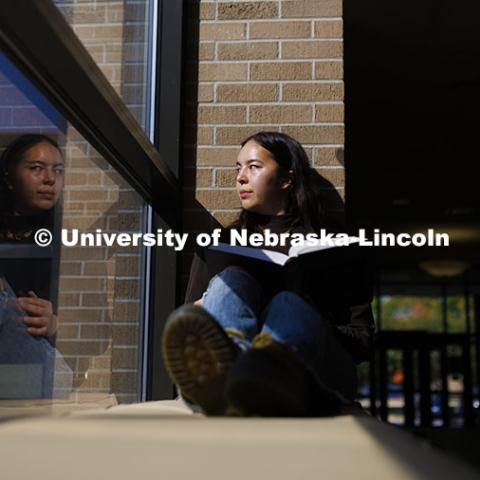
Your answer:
[208,236,361,267]
[204,236,376,305]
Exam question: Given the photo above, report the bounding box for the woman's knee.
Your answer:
[204,267,265,307]
[269,291,309,309]
[213,266,263,291]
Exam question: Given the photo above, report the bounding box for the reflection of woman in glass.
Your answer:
[0,134,64,242]
[0,134,70,400]
[0,134,64,338]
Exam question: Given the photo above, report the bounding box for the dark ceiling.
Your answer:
[344,0,480,294]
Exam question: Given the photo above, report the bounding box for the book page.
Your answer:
[209,243,290,266]
[287,236,361,258]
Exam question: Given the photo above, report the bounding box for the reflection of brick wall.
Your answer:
[181,0,345,294]
[56,134,144,404]
[0,70,59,136]
[53,0,149,403]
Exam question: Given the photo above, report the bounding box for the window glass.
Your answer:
[0,51,146,404]
[379,293,474,334]
[54,0,155,132]
[380,295,443,332]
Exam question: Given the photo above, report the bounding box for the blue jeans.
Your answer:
[0,277,72,399]
[202,268,358,401]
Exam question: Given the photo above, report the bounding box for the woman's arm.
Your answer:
[330,302,375,364]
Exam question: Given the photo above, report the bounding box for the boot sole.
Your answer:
[162,305,238,415]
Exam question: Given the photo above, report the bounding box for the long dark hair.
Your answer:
[232,131,326,232]
[0,134,61,214]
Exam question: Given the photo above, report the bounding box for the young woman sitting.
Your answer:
[162,131,375,416]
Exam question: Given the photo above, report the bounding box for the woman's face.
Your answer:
[8,141,64,214]
[236,140,291,216]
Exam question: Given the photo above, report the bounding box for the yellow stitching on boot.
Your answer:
[252,332,274,348]
[224,328,246,339]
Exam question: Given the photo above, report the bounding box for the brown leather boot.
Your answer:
[162,304,240,415]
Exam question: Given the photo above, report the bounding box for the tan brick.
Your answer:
[90,355,112,370]
[314,20,343,38]
[123,43,143,63]
[199,42,215,61]
[281,0,342,18]
[103,171,126,188]
[303,147,314,162]
[111,372,137,393]
[218,42,278,60]
[316,167,344,186]
[82,261,114,276]
[197,147,240,166]
[200,2,216,20]
[106,3,125,22]
[217,83,278,102]
[314,147,344,166]
[111,348,138,370]
[58,293,81,308]
[198,84,214,102]
[82,25,123,42]
[218,2,278,20]
[283,83,343,101]
[250,105,312,124]
[198,168,215,188]
[196,190,241,209]
[112,325,139,345]
[56,324,79,340]
[199,63,248,81]
[217,126,277,145]
[80,324,112,340]
[282,125,344,144]
[69,5,107,23]
[250,62,311,81]
[60,277,105,292]
[82,293,110,307]
[84,45,104,64]
[57,340,110,356]
[282,41,342,59]
[62,216,108,231]
[67,190,110,202]
[250,21,310,39]
[200,23,246,41]
[67,157,97,169]
[58,309,105,323]
[90,171,110,186]
[315,103,344,122]
[215,169,237,187]
[60,246,106,261]
[115,257,141,277]
[59,262,82,276]
[315,61,343,80]
[198,106,247,124]
[113,302,140,323]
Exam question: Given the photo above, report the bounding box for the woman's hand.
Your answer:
[17,291,57,337]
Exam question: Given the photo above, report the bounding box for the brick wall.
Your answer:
[182,0,345,291]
